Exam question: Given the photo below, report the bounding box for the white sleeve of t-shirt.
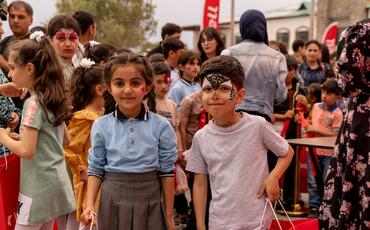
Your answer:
[185,134,208,174]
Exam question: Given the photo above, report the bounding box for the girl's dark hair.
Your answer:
[104,53,156,112]
[199,55,244,90]
[9,37,69,126]
[48,14,81,37]
[70,65,104,112]
[197,27,225,64]
[305,40,321,50]
[285,55,298,71]
[83,42,116,64]
[115,48,133,55]
[178,50,200,76]
[320,43,331,64]
[308,83,322,103]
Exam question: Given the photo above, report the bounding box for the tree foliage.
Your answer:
[56,0,157,51]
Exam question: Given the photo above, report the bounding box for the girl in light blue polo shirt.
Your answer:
[81,53,177,230]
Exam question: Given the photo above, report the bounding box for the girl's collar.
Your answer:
[113,103,149,121]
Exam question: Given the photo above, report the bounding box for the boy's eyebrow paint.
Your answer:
[205,73,229,90]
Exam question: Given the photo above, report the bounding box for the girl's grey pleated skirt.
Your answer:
[98,171,168,230]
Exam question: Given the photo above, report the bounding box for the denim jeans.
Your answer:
[306,154,331,209]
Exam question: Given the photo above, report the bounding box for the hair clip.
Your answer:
[30,31,45,42]
[89,40,100,48]
[78,58,95,69]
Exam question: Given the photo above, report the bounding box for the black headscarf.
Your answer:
[239,9,268,45]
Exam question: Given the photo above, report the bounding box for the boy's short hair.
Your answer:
[162,38,185,59]
[161,23,182,40]
[285,55,298,71]
[151,61,170,75]
[322,79,341,95]
[199,55,244,90]
[72,11,95,35]
[292,39,305,52]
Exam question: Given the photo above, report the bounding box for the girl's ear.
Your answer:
[95,84,106,96]
[25,62,36,77]
[178,64,185,72]
[144,84,153,96]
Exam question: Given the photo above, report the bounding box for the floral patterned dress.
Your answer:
[319,20,370,229]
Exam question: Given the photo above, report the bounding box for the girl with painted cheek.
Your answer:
[48,15,81,91]
[81,53,177,230]
[168,50,201,107]
[0,31,76,229]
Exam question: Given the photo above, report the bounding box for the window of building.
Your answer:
[295,26,309,42]
[276,28,290,46]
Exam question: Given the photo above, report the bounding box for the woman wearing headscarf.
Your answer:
[222,9,287,171]
[319,19,370,229]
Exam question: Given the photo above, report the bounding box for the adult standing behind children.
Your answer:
[319,19,370,229]
[197,27,225,64]
[147,23,182,57]
[0,0,32,73]
[0,1,32,111]
[162,38,185,88]
[221,9,287,170]
[186,55,294,229]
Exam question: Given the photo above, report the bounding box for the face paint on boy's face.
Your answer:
[202,74,238,101]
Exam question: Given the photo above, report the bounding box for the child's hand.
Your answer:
[175,184,189,195]
[284,110,294,119]
[0,127,11,144]
[304,124,316,133]
[257,175,280,203]
[80,169,88,182]
[295,95,308,109]
[6,112,19,129]
[80,206,95,226]
[9,132,20,140]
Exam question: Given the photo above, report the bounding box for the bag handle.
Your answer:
[89,211,98,230]
[258,199,296,230]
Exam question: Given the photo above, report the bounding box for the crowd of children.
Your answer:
[0,1,368,230]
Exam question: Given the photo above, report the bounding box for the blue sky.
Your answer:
[3,0,302,48]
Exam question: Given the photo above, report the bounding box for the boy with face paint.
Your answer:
[186,56,294,230]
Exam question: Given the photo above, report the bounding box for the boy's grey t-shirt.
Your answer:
[186,113,289,229]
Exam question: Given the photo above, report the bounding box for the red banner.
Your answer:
[202,0,220,29]
[322,22,338,54]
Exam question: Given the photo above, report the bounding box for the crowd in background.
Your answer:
[0,1,368,230]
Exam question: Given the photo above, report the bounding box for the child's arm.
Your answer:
[273,110,294,121]
[63,123,70,146]
[304,125,337,136]
[179,100,191,151]
[0,126,38,160]
[160,177,175,230]
[257,146,294,202]
[193,173,208,230]
[80,175,102,224]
